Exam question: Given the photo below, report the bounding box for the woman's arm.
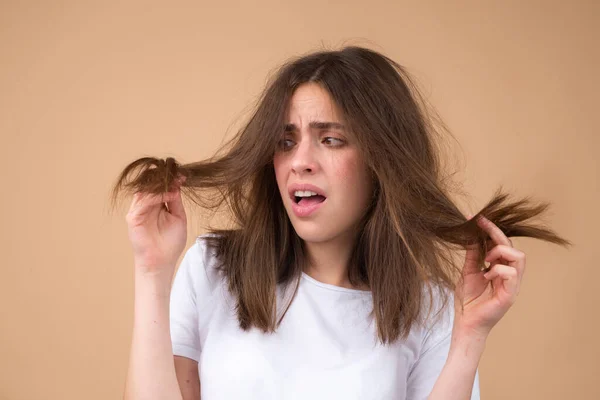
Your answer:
[174,356,201,400]
[427,214,527,399]
[123,269,183,400]
[428,330,487,400]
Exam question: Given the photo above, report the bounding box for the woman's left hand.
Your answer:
[454,214,527,338]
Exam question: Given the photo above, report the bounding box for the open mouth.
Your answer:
[294,194,327,205]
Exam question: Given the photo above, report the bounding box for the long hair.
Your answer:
[109,46,571,345]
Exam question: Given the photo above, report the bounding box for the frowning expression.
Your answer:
[273,83,374,244]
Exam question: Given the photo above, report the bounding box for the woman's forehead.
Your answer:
[286,83,344,124]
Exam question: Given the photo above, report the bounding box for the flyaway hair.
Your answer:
[109,46,571,345]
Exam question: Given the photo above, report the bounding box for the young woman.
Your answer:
[112,46,570,400]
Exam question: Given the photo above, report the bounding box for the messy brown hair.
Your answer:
[110,46,571,345]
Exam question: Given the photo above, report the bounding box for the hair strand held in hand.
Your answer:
[110,45,572,345]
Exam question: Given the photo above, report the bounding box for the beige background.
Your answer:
[1,1,598,399]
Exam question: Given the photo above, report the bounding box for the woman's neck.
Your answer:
[302,232,361,290]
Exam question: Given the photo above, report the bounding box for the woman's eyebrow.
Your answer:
[284,121,346,132]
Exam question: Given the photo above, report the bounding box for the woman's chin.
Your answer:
[292,227,331,243]
[292,224,344,244]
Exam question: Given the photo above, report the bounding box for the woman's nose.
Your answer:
[291,138,319,174]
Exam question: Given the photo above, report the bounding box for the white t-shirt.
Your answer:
[170,235,481,399]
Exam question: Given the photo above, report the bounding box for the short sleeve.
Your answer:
[406,289,481,400]
[169,235,217,363]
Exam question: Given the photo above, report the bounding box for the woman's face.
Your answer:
[273,83,374,245]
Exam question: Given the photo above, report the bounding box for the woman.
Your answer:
[112,46,570,400]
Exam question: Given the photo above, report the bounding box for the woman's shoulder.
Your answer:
[180,232,225,291]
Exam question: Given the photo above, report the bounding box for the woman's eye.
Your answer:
[323,137,344,146]
[277,137,344,151]
[279,139,294,150]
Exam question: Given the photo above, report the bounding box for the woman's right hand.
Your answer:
[125,175,188,276]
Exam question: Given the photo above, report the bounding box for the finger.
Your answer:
[168,175,186,191]
[135,191,175,209]
[128,192,156,217]
[165,187,186,218]
[486,235,513,248]
[462,242,484,277]
[130,191,178,218]
[483,264,520,301]
[484,245,526,277]
[476,215,511,247]
[485,244,526,267]
[148,191,182,221]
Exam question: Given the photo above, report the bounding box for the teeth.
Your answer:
[294,190,319,197]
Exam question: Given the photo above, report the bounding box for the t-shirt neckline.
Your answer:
[301,272,372,295]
